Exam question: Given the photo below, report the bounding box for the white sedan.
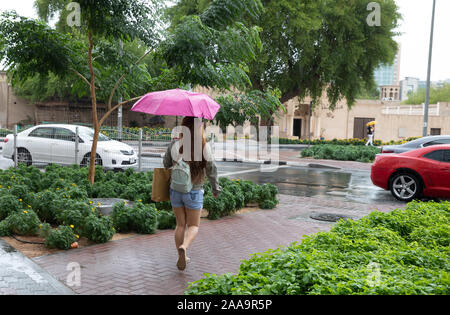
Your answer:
[2,124,138,170]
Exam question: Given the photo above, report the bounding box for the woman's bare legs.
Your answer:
[175,208,202,270]
[180,208,202,250]
[173,207,186,250]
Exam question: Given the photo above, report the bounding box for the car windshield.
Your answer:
[403,138,425,147]
[79,128,111,142]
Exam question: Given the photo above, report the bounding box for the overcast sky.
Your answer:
[0,0,449,81]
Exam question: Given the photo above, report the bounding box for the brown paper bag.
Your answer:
[152,168,172,202]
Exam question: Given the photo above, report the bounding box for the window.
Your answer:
[54,128,76,142]
[29,127,54,139]
[444,151,450,163]
[430,128,441,136]
[423,139,450,147]
[424,150,444,162]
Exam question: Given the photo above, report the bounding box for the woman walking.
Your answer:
[366,125,375,146]
[163,116,221,271]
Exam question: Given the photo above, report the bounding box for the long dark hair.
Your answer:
[179,117,207,184]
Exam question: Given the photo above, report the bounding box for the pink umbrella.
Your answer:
[131,88,220,120]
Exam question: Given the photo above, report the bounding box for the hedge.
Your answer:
[272,137,421,146]
[301,144,381,163]
[185,201,450,295]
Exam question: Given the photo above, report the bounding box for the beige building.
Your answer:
[275,96,450,142]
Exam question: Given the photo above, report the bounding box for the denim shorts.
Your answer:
[170,188,204,210]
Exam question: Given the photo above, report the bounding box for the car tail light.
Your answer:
[3,138,8,143]
[382,149,394,154]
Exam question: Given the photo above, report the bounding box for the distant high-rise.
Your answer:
[400,77,420,101]
[374,44,401,87]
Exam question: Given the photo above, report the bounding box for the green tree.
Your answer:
[403,84,450,105]
[214,90,284,139]
[0,0,263,184]
[168,0,400,108]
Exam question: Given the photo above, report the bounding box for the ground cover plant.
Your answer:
[186,201,450,295]
[203,178,279,220]
[0,164,278,249]
[301,144,381,163]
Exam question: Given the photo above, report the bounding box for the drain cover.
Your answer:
[310,212,354,223]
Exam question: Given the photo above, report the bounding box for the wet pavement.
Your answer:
[0,239,74,295]
[223,165,399,206]
[141,158,399,206]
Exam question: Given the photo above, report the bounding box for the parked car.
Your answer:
[2,124,138,170]
[371,145,450,202]
[381,135,450,154]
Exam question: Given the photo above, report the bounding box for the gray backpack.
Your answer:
[171,159,193,193]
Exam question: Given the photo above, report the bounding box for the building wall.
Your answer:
[0,72,36,129]
[275,97,450,142]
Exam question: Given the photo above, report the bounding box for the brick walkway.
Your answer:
[32,194,400,295]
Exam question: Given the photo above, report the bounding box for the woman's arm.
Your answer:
[163,142,174,169]
[204,143,221,196]
[206,160,221,197]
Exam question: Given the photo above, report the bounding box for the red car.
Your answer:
[371,145,450,202]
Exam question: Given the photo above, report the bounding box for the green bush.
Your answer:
[0,219,11,236]
[0,194,22,221]
[111,202,158,234]
[204,180,279,220]
[272,137,383,147]
[186,201,450,295]
[45,225,77,250]
[110,202,134,232]
[157,210,177,230]
[5,209,41,236]
[83,214,115,243]
[301,144,381,163]
[130,203,158,234]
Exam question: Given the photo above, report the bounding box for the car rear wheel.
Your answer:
[13,148,33,166]
[81,153,103,167]
[390,173,423,202]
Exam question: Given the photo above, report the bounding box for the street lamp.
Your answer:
[423,0,437,137]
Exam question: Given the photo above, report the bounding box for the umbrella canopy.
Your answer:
[366,121,378,126]
[131,88,221,120]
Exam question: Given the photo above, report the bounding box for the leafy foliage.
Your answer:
[186,201,450,295]
[111,201,158,234]
[157,210,177,230]
[169,0,401,108]
[403,84,450,105]
[301,144,381,163]
[83,214,115,243]
[214,89,284,129]
[45,225,77,250]
[204,178,279,220]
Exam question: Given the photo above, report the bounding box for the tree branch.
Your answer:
[71,69,91,88]
[99,96,142,127]
[107,49,153,110]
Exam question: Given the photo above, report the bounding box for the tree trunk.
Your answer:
[87,30,99,185]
